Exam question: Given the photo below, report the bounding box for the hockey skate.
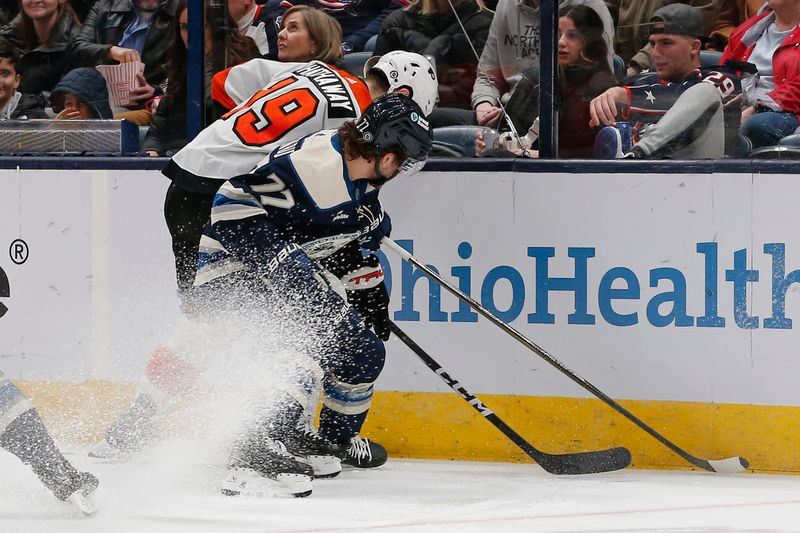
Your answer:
[88,393,158,461]
[221,438,314,498]
[269,403,345,478]
[340,436,388,468]
[63,472,100,516]
[37,465,99,515]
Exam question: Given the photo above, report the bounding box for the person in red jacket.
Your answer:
[721,0,800,148]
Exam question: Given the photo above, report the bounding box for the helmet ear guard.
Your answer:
[364,51,439,116]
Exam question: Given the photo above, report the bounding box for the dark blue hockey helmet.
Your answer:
[355,93,433,181]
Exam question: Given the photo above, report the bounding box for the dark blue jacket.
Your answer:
[51,67,114,119]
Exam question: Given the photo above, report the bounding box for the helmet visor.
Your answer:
[393,156,426,180]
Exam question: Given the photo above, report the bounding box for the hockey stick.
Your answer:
[388,321,631,475]
[382,238,749,473]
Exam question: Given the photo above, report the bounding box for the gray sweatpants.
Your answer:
[635,82,725,159]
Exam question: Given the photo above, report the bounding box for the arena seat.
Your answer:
[700,50,723,68]
[612,55,625,82]
[342,52,373,78]
[778,126,800,147]
[747,145,800,159]
[431,125,494,157]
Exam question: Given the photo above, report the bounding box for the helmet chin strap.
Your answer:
[367,153,398,188]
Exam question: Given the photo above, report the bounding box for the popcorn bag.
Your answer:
[95,61,145,108]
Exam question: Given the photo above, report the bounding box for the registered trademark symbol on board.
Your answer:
[9,239,28,265]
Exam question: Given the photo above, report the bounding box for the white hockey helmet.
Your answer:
[364,51,438,116]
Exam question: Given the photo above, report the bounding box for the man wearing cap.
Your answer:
[589,3,744,158]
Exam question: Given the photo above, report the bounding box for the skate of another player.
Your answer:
[3,450,800,531]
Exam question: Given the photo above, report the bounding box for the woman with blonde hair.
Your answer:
[277,5,343,66]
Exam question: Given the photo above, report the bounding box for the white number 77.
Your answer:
[251,174,296,210]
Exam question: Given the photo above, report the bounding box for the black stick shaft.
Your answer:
[390,322,546,460]
[389,321,631,475]
[382,238,745,472]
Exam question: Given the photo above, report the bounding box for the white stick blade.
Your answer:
[707,457,748,473]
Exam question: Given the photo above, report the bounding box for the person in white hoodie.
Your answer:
[428,0,614,128]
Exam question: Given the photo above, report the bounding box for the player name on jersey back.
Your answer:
[168,60,372,184]
[293,63,359,119]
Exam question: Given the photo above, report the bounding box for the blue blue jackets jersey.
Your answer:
[624,67,743,154]
[195,130,384,286]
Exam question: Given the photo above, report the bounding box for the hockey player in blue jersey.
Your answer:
[187,93,431,497]
[0,370,98,514]
[90,52,438,469]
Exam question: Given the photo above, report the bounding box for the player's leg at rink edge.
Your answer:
[0,371,98,515]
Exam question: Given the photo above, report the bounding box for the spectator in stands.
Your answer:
[0,0,16,25]
[707,0,766,51]
[227,0,272,55]
[428,0,614,128]
[0,0,83,104]
[606,0,722,76]
[50,67,114,120]
[260,0,402,53]
[70,0,180,115]
[372,0,493,109]
[589,3,743,159]
[476,3,615,157]
[142,0,261,156]
[0,37,46,119]
[721,0,800,149]
[274,5,344,63]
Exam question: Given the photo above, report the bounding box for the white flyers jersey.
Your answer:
[168,59,373,183]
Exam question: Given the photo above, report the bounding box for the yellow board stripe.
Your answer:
[14,381,799,474]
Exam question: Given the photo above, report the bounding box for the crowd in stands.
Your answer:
[0,0,799,159]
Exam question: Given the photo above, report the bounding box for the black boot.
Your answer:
[338,436,388,468]
[223,431,314,497]
[268,400,345,479]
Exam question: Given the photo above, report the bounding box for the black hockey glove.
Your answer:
[347,282,391,341]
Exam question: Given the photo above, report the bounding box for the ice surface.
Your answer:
[2,442,800,532]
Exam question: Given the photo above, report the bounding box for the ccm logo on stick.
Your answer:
[0,265,9,318]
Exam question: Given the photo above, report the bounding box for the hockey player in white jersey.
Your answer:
[1,371,98,514]
[192,93,432,497]
[92,52,438,470]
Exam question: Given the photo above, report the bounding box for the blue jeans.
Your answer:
[741,111,800,149]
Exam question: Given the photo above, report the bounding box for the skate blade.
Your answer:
[87,440,127,462]
[220,468,312,498]
[67,490,98,516]
[297,455,342,479]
